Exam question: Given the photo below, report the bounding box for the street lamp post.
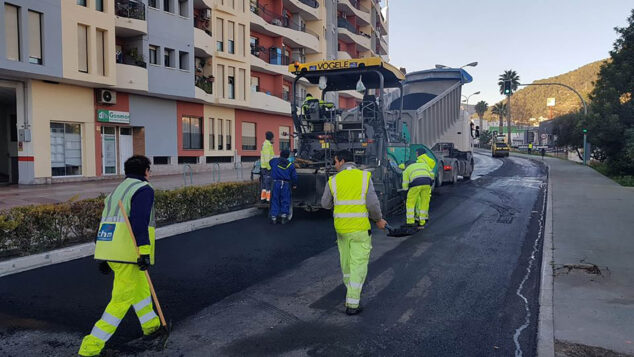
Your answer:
[435,62,478,70]
[461,91,480,106]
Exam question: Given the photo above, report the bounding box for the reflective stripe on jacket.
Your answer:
[260,140,275,170]
[94,178,156,264]
[328,168,371,234]
[402,157,434,190]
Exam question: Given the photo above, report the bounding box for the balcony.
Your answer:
[337,17,371,51]
[282,0,319,21]
[116,63,148,92]
[377,35,388,55]
[194,74,215,103]
[337,0,370,25]
[194,27,214,58]
[250,91,291,115]
[115,0,147,37]
[250,3,320,52]
[337,50,352,59]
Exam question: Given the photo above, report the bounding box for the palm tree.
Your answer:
[474,100,488,134]
[498,70,520,144]
[491,102,508,135]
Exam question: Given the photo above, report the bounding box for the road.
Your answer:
[0,153,547,356]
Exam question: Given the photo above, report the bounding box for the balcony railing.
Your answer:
[251,45,291,66]
[337,17,358,34]
[195,75,214,94]
[115,47,146,68]
[251,3,319,39]
[194,17,212,36]
[298,0,319,8]
[115,0,146,20]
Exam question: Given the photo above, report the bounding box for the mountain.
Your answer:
[477,59,606,124]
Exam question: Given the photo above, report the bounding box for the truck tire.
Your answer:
[436,169,443,187]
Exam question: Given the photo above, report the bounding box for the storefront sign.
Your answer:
[97,109,130,124]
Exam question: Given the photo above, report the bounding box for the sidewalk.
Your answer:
[523,154,634,356]
[0,167,253,210]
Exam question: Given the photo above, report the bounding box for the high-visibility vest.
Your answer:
[418,153,436,170]
[402,159,434,190]
[328,168,371,234]
[260,140,274,170]
[94,178,156,264]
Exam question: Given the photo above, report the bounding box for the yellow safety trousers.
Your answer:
[406,185,431,225]
[337,230,372,309]
[78,262,160,356]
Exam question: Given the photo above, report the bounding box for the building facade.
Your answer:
[0,0,388,184]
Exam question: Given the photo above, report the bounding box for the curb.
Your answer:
[0,207,260,278]
[537,162,555,357]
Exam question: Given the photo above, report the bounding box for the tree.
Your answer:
[585,9,634,175]
[475,100,488,134]
[479,130,494,148]
[491,102,508,134]
[498,70,521,143]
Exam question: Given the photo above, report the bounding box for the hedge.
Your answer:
[0,181,258,259]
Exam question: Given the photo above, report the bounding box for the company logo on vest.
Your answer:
[97,224,116,241]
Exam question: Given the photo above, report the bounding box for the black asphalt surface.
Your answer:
[0,155,547,356]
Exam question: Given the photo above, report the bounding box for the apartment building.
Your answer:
[0,0,388,185]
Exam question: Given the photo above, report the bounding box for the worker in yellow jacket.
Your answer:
[260,131,275,202]
[402,148,435,229]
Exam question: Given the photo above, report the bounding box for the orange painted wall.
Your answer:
[235,109,293,157]
[94,92,130,177]
[177,101,205,157]
[339,96,359,110]
[252,70,283,98]
[251,31,282,49]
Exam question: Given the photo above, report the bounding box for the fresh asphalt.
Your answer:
[0,153,547,356]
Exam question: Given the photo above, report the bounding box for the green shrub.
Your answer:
[0,181,258,259]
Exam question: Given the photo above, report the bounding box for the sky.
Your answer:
[388,0,633,106]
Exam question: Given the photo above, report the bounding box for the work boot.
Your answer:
[280,214,288,225]
[140,324,170,351]
[345,305,363,316]
[269,216,277,224]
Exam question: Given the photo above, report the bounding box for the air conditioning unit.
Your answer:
[97,89,117,105]
[203,9,211,19]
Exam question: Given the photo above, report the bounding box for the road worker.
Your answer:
[402,148,435,229]
[260,131,275,203]
[528,142,533,154]
[302,93,335,119]
[269,149,298,224]
[321,150,387,315]
[79,155,165,356]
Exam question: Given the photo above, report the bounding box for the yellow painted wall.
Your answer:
[204,105,236,156]
[31,81,97,179]
[61,0,116,86]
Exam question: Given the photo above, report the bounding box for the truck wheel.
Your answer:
[436,170,443,187]
[449,170,457,184]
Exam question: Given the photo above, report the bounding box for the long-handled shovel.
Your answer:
[385,223,419,237]
[118,201,170,349]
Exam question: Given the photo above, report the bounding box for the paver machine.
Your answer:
[288,57,408,214]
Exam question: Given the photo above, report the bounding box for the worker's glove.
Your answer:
[98,261,112,275]
[137,255,151,271]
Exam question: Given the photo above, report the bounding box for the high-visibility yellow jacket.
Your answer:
[402,155,435,190]
[260,139,275,170]
[328,167,372,234]
[94,178,156,264]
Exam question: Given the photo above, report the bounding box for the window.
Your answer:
[182,116,202,149]
[279,126,290,152]
[239,68,246,100]
[282,85,290,101]
[50,123,82,177]
[241,122,256,151]
[217,64,224,97]
[164,0,172,13]
[226,120,232,150]
[4,4,20,61]
[153,156,170,165]
[149,45,158,65]
[77,25,88,73]
[164,48,174,67]
[216,18,224,51]
[178,156,198,164]
[251,76,259,92]
[228,21,235,54]
[96,29,106,75]
[28,11,42,64]
[179,51,189,70]
[239,24,246,56]
[77,0,86,6]
[218,119,224,150]
[96,0,104,11]
[250,36,258,53]
[101,126,117,174]
[209,118,215,150]
[228,67,235,99]
[179,0,188,17]
[149,0,157,8]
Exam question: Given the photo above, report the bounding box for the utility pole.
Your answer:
[583,129,588,165]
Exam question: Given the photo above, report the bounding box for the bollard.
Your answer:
[211,163,220,183]
[183,164,193,186]
[235,161,244,180]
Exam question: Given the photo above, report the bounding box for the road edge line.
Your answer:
[0,207,260,278]
[537,162,555,357]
